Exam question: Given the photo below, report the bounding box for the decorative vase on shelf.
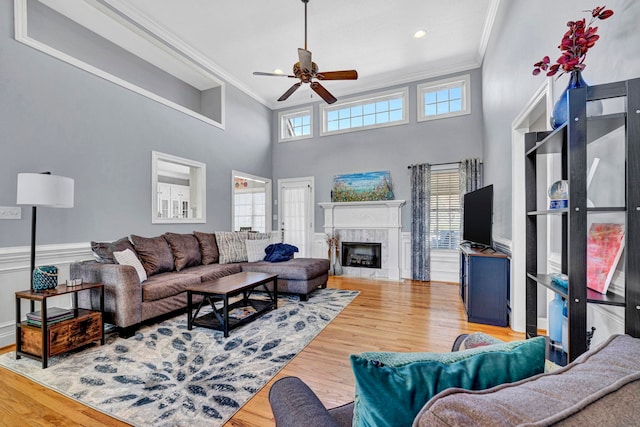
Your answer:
[550,70,603,129]
[548,292,563,344]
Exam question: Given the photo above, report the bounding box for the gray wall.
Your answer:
[0,0,272,247]
[482,0,640,239]
[272,69,484,232]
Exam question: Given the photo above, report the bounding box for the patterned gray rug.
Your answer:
[0,288,358,427]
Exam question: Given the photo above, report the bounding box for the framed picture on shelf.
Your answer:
[586,223,625,294]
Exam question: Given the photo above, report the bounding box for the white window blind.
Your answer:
[430,169,461,250]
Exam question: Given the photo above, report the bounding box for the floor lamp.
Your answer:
[16,172,74,298]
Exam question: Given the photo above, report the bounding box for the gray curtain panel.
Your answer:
[410,164,431,281]
[459,158,483,238]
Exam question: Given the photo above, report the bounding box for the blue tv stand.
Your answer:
[459,244,510,327]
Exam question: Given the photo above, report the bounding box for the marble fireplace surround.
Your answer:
[319,200,405,280]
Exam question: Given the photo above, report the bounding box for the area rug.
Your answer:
[0,288,358,427]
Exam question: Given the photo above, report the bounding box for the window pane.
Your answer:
[376,111,389,123]
[302,115,310,125]
[376,101,389,112]
[425,104,437,116]
[363,104,376,115]
[389,98,403,110]
[302,125,311,135]
[437,102,449,114]
[425,92,437,104]
[339,118,350,129]
[450,99,462,112]
[389,109,403,122]
[363,114,376,126]
[339,108,351,119]
[351,105,363,116]
[450,87,462,100]
[327,120,339,132]
[327,110,339,121]
[351,116,363,127]
[436,89,449,102]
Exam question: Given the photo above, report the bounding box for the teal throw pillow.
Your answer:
[350,336,546,427]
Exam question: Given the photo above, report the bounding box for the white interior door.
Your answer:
[278,177,314,257]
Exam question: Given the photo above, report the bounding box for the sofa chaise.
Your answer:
[70,231,329,337]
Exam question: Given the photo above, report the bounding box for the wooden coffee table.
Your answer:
[186,272,278,337]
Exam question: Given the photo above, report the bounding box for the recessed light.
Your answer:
[413,30,427,39]
[273,69,284,74]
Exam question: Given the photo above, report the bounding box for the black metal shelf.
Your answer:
[525,113,626,157]
[527,273,626,307]
[527,206,626,216]
[525,78,640,364]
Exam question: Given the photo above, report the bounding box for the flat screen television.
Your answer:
[463,184,493,248]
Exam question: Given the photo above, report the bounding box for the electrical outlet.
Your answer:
[0,206,21,219]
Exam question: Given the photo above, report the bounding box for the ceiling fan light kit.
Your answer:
[253,0,358,104]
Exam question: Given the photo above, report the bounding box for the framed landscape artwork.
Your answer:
[331,170,394,202]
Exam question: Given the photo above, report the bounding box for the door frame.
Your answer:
[510,79,554,332]
[277,176,315,256]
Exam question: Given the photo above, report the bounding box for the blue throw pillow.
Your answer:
[350,336,546,427]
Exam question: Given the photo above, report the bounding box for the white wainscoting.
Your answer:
[0,243,93,348]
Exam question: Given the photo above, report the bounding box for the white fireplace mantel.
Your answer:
[319,200,405,280]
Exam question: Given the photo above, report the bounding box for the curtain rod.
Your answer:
[407,161,461,169]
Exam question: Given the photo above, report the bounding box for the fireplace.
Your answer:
[342,242,382,269]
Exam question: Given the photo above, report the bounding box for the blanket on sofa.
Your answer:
[264,243,299,262]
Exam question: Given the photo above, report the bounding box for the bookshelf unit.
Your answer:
[525,78,640,363]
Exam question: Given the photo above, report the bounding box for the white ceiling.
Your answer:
[41,0,500,109]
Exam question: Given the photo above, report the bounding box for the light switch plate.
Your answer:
[0,206,21,219]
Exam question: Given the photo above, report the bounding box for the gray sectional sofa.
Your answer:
[70,231,329,336]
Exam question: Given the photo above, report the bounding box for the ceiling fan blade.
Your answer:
[278,82,302,101]
[298,48,313,72]
[310,82,337,104]
[253,71,296,78]
[316,70,358,80]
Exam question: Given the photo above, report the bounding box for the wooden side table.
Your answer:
[15,283,104,368]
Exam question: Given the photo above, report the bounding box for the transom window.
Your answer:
[321,88,409,136]
[279,108,313,142]
[418,75,471,122]
[430,168,461,250]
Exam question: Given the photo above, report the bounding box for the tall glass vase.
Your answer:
[550,70,602,129]
[333,248,343,276]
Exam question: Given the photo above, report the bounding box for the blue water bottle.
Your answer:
[548,293,563,344]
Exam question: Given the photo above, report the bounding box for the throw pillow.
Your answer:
[350,336,546,427]
[163,232,201,271]
[130,234,175,276]
[113,249,147,283]
[245,238,270,262]
[215,231,249,264]
[91,237,135,263]
[193,231,219,265]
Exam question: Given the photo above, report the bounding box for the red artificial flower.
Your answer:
[532,5,614,77]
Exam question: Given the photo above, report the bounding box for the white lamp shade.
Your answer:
[17,173,74,208]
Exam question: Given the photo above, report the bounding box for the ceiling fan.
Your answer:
[253,0,358,104]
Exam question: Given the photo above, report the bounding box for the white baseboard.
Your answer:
[0,242,93,348]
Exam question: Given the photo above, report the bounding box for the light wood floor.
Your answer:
[0,276,523,426]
